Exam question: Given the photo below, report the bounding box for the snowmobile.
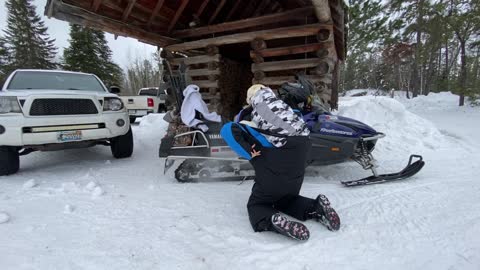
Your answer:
[158,65,424,187]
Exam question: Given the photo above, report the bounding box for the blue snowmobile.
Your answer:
[159,71,424,186]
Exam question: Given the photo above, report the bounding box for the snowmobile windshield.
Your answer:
[6,71,107,92]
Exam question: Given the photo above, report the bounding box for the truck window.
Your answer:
[138,88,159,96]
[7,71,106,92]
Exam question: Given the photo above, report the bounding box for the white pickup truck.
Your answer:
[0,69,133,176]
[120,87,167,123]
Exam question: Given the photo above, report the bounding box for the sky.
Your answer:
[0,0,158,70]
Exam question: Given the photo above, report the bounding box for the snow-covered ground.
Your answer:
[1,92,479,270]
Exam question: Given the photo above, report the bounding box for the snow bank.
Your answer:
[22,179,38,189]
[138,113,169,135]
[342,89,387,97]
[64,205,75,214]
[91,186,105,198]
[397,91,459,111]
[0,212,10,224]
[338,96,447,157]
[134,113,169,151]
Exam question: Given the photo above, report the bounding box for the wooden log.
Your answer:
[240,0,258,19]
[316,48,330,58]
[208,0,227,24]
[252,58,323,72]
[255,75,331,85]
[91,0,103,12]
[253,0,271,17]
[250,53,264,64]
[317,29,331,41]
[172,7,315,39]
[331,5,346,61]
[249,43,332,58]
[186,68,220,77]
[170,54,220,65]
[208,74,218,81]
[147,0,166,27]
[167,0,190,33]
[166,24,330,51]
[312,0,332,22]
[196,0,210,18]
[201,93,221,100]
[207,62,218,70]
[266,2,281,14]
[65,0,171,26]
[225,0,242,21]
[253,71,265,80]
[312,61,332,75]
[206,45,219,56]
[208,88,218,95]
[160,49,174,59]
[192,80,218,88]
[47,0,177,47]
[330,61,339,109]
[251,38,267,51]
[121,0,137,22]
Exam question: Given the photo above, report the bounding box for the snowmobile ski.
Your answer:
[341,155,425,187]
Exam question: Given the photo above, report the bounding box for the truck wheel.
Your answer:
[158,105,166,113]
[0,146,20,176]
[129,117,137,124]
[110,127,134,159]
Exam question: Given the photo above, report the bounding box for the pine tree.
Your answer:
[2,0,57,73]
[443,0,480,106]
[63,24,123,87]
[345,0,389,90]
[0,37,9,85]
[388,0,431,98]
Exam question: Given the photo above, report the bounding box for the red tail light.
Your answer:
[147,98,154,107]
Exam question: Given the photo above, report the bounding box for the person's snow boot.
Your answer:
[309,194,341,231]
[271,213,310,241]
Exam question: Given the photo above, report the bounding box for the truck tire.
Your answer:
[158,105,166,113]
[0,146,20,176]
[129,116,137,124]
[110,127,134,159]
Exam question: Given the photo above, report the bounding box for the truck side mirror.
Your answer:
[110,86,121,94]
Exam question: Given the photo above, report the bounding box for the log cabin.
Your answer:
[45,0,347,118]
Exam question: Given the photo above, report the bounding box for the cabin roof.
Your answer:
[45,0,346,59]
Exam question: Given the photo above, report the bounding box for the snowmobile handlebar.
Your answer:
[361,133,386,141]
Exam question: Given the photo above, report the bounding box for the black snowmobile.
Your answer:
[158,67,424,186]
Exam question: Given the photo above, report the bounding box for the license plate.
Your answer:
[136,110,147,115]
[57,130,82,142]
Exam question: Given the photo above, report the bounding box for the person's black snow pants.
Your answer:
[247,136,316,232]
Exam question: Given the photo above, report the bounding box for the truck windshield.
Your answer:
[6,71,106,92]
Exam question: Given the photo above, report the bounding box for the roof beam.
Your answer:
[47,0,178,46]
[225,0,241,21]
[172,7,315,39]
[208,0,226,25]
[91,0,103,12]
[147,0,165,26]
[121,0,137,21]
[167,23,328,51]
[253,0,271,17]
[167,0,190,33]
[196,0,210,18]
[240,0,257,19]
